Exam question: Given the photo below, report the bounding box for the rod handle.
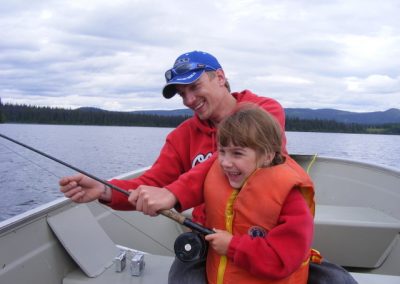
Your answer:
[159,209,215,235]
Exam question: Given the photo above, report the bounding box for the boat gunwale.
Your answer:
[0,166,150,235]
[291,154,400,176]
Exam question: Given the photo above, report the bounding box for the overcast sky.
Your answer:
[1,0,399,112]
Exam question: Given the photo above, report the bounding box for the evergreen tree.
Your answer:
[0,97,4,123]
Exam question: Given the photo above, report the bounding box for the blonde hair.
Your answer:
[217,104,284,166]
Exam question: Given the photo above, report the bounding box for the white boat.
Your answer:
[0,155,399,283]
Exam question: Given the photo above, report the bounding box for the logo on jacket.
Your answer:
[248,226,267,238]
[192,152,212,167]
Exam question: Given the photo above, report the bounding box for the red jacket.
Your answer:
[107,90,287,223]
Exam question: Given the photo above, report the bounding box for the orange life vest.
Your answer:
[204,156,315,284]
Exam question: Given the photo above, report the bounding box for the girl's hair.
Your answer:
[217,104,285,166]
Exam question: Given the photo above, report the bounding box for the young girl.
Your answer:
[203,105,315,284]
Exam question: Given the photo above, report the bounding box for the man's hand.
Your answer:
[128,185,178,216]
[59,174,110,203]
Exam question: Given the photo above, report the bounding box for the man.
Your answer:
[60,50,287,222]
[59,51,288,283]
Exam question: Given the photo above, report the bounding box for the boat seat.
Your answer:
[350,272,400,284]
[47,204,173,283]
[47,204,118,277]
[313,205,400,268]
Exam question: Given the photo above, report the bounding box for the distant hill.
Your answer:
[285,108,400,124]
[133,109,193,117]
[77,107,105,112]
[133,108,400,125]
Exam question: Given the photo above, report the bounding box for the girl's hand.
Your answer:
[205,229,233,255]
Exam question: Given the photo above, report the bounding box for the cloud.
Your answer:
[254,75,314,86]
[0,0,399,112]
[345,75,400,94]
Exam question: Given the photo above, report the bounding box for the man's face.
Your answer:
[175,71,226,123]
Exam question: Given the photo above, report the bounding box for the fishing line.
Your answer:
[107,209,174,253]
[0,132,214,236]
[0,140,62,179]
[0,133,130,196]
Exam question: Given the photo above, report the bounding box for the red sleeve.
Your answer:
[103,129,191,210]
[226,188,313,280]
[166,154,217,212]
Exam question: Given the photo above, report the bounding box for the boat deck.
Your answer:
[63,254,173,284]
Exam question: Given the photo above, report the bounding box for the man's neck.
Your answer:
[209,92,237,126]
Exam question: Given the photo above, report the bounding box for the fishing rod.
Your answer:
[0,133,214,236]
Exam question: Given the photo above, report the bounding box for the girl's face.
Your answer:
[218,143,266,188]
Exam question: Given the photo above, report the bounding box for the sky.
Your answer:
[0,0,399,112]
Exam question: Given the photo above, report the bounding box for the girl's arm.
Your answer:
[227,188,313,280]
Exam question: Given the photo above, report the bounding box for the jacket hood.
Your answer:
[192,112,216,136]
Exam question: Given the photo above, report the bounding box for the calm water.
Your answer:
[0,124,399,222]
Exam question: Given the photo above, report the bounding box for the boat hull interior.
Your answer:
[1,155,399,283]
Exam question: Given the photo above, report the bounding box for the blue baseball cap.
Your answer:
[162,51,222,98]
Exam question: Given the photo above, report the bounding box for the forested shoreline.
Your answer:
[0,102,187,128]
[1,101,399,135]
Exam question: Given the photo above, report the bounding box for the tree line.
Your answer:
[0,101,399,135]
[286,117,400,135]
[0,102,188,127]
[0,98,4,123]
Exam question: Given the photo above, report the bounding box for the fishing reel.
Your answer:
[174,232,208,262]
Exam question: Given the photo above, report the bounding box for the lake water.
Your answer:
[0,123,399,222]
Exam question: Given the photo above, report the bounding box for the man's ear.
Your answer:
[215,69,227,87]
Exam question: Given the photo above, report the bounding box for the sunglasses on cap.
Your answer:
[165,62,217,81]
